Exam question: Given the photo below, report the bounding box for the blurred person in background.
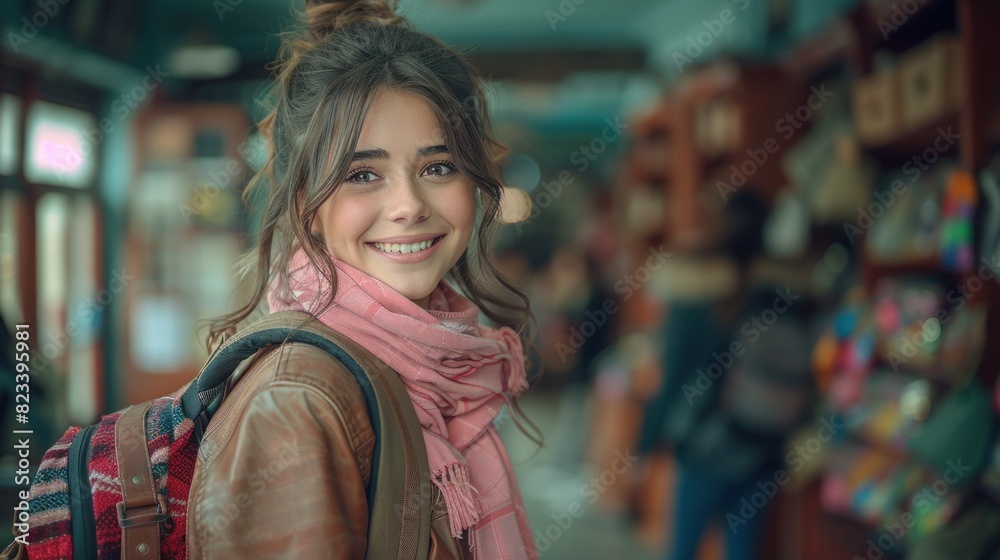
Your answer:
[639,188,809,560]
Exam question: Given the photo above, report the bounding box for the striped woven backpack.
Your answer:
[1,310,430,560]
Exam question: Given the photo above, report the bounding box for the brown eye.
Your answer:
[424,161,456,177]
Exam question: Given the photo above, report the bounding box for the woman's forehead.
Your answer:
[353,90,449,154]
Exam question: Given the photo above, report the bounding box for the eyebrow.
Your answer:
[350,144,450,162]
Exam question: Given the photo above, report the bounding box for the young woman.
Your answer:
[189,1,540,558]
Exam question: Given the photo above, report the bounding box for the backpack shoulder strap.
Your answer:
[115,402,168,560]
[306,322,433,560]
[184,310,431,560]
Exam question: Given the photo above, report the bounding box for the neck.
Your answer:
[411,294,431,310]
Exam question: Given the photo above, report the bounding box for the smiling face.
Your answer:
[314,88,476,309]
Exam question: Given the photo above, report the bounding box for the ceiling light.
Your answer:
[168,45,241,79]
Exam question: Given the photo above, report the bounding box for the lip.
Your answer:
[365,234,446,264]
[368,233,444,244]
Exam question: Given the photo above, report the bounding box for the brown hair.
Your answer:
[200,0,541,444]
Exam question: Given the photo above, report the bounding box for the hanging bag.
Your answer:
[908,380,997,481]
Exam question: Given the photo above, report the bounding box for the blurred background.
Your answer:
[3,0,1000,558]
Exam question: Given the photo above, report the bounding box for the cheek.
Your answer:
[450,186,477,237]
[318,195,375,247]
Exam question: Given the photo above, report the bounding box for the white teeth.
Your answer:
[372,237,438,254]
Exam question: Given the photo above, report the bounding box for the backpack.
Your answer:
[717,299,818,438]
[2,310,431,560]
[665,287,818,481]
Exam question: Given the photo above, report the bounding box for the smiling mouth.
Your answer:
[368,235,444,255]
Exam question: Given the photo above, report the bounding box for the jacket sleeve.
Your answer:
[189,382,372,559]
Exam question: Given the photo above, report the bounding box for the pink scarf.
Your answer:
[266,245,538,559]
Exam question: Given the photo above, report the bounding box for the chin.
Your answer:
[379,275,438,303]
[394,285,436,306]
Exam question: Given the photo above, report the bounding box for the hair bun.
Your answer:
[303,0,405,42]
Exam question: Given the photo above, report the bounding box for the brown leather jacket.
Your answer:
[187,340,472,559]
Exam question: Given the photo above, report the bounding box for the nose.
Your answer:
[385,175,430,224]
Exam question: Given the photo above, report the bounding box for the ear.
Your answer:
[295,189,326,246]
[307,210,326,247]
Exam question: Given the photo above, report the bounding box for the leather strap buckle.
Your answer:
[116,494,169,529]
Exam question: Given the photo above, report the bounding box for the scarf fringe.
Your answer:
[433,463,481,540]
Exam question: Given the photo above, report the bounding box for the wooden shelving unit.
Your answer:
[771,1,1000,558]
[621,0,1000,558]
